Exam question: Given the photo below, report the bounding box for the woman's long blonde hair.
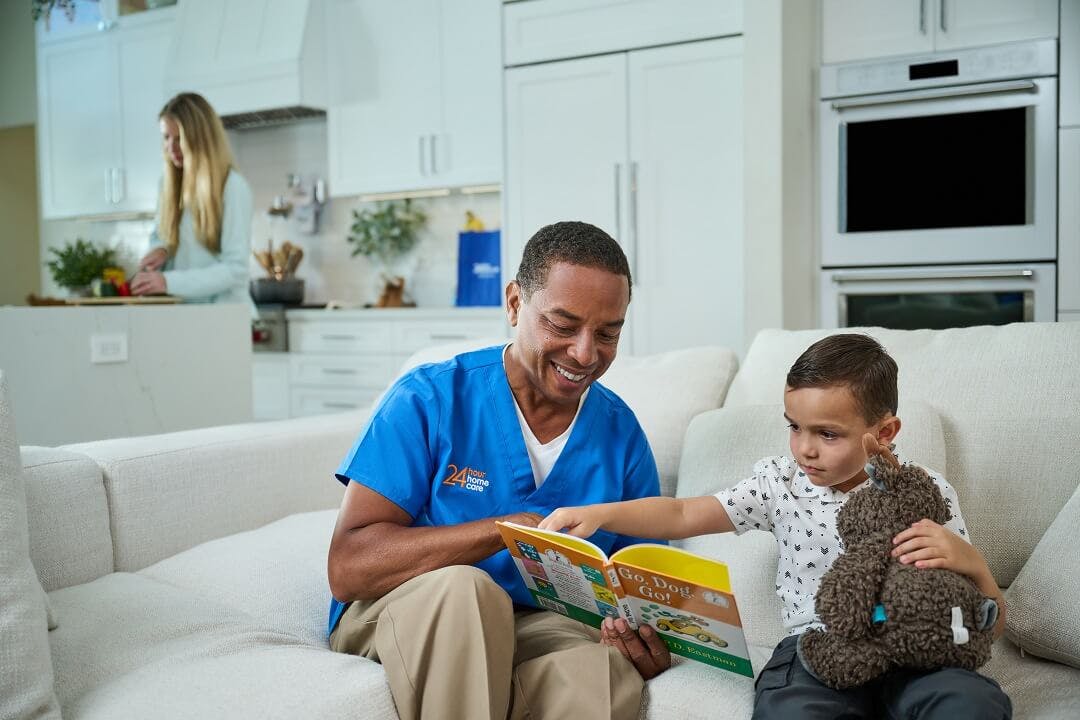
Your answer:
[158,93,234,255]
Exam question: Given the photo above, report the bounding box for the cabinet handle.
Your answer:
[419,135,427,176]
[321,367,358,375]
[429,134,438,174]
[321,333,358,341]
[629,161,640,281]
[613,163,623,246]
[322,401,359,410]
[939,0,947,32]
[429,333,467,341]
[104,169,113,204]
[112,168,124,204]
[919,0,927,34]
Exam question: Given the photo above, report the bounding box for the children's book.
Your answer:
[496,521,753,677]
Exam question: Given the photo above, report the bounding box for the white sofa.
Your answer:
[3,323,1079,719]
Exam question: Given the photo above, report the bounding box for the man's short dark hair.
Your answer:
[515,221,632,300]
[786,333,898,424]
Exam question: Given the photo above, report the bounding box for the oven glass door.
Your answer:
[845,291,1029,330]
[821,79,1057,267]
[821,263,1056,330]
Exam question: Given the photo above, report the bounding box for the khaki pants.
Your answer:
[330,565,644,720]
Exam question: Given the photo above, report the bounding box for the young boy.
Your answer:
[540,333,1011,719]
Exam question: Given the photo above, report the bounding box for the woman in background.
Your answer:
[131,92,252,306]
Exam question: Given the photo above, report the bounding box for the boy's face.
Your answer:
[783,384,898,493]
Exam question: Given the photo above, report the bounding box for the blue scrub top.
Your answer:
[328,345,661,634]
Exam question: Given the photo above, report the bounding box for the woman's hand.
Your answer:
[130,271,167,296]
[539,505,607,538]
[138,247,168,272]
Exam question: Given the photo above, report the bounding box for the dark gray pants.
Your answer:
[753,635,1012,720]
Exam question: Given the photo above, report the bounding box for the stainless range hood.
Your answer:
[165,0,328,130]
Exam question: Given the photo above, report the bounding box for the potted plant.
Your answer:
[346,199,428,307]
[45,238,117,296]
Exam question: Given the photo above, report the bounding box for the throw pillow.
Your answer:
[1005,481,1080,668]
[0,371,61,719]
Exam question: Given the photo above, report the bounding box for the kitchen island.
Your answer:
[0,304,251,446]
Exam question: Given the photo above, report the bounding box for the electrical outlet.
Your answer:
[90,333,128,364]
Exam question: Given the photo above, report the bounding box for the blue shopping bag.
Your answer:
[456,230,502,307]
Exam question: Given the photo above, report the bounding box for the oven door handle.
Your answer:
[829,80,1037,111]
[830,269,1035,283]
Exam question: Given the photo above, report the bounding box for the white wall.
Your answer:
[0,1,37,129]
[0,304,252,446]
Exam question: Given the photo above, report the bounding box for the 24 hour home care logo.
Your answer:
[442,464,490,493]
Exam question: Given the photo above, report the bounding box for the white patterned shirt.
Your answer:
[713,455,969,636]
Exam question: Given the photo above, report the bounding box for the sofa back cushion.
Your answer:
[63,411,367,572]
[0,371,61,719]
[723,323,1080,586]
[399,341,739,497]
[22,447,113,591]
[675,401,946,647]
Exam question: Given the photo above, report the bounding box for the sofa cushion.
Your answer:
[22,446,113,591]
[140,510,338,648]
[1004,481,1080,669]
[398,341,739,497]
[63,411,366,572]
[641,644,775,719]
[0,371,61,720]
[47,572,395,720]
[673,401,946,649]
[981,638,1080,720]
[724,324,1080,586]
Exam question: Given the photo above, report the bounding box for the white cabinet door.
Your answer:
[252,353,291,421]
[435,0,502,188]
[935,0,1058,51]
[627,39,743,355]
[503,0,742,66]
[504,55,629,282]
[821,0,932,64]
[37,36,120,218]
[1060,129,1080,313]
[328,0,441,197]
[1060,0,1080,129]
[115,20,172,213]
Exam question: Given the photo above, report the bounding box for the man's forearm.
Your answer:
[330,517,509,601]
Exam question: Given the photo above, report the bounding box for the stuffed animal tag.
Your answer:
[951,607,970,645]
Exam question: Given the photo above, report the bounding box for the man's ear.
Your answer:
[505,281,522,327]
[877,415,901,445]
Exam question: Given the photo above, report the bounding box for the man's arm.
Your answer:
[327,481,541,601]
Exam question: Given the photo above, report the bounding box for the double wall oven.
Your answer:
[819,39,1058,329]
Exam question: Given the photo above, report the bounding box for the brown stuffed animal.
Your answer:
[796,438,998,689]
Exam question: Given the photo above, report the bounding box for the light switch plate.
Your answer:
[90,333,128,364]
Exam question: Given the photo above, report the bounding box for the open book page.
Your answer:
[496,522,629,627]
[611,545,753,676]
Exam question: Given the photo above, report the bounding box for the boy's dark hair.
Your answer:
[786,333,898,424]
[515,221,632,301]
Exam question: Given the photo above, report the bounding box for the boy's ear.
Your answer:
[877,415,901,445]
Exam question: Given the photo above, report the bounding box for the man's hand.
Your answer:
[600,617,671,680]
[500,511,543,528]
[138,247,168,272]
[131,270,167,296]
[538,505,607,538]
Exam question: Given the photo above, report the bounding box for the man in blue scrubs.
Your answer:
[327,221,670,720]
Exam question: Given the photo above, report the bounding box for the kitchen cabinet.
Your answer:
[1063,0,1080,129]
[36,8,174,218]
[327,0,502,197]
[1060,129,1080,315]
[252,354,291,421]
[504,38,743,356]
[284,309,507,417]
[503,0,741,66]
[822,0,1058,64]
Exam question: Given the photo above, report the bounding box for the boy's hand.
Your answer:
[539,506,606,538]
[892,518,983,578]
